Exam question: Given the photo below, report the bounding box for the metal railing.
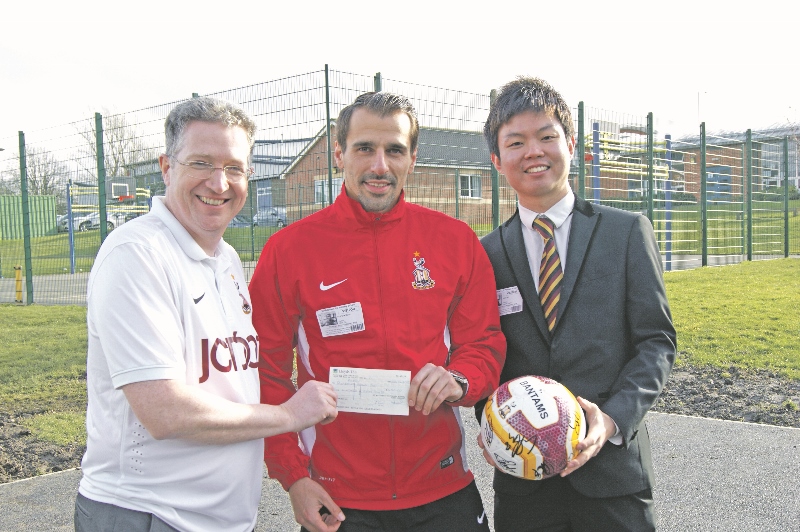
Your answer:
[1,67,797,305]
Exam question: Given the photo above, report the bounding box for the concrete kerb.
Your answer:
[1,411,799,532]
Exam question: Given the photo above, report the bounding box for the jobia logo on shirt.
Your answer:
[199,332,259,383]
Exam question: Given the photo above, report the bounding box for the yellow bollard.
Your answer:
[14,265,22,304]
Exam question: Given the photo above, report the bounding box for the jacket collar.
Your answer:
[333,183,407,226]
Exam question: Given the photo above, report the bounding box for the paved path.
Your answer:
[0,263,254,306]
[1,411,799,531]
[0,272,90,306]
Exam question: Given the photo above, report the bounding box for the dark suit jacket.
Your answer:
[478,195,676,498]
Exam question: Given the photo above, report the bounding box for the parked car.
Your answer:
[57,212,91,232]
[227,215,252,229]
[252,207,287,228]
[58,211,126,232]
[56,214,70,233]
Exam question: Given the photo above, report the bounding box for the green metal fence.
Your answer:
[1,66,798,305]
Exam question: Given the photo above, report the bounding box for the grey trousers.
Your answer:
[74,493,179,532]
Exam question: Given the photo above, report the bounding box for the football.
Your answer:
[481,375,586,480]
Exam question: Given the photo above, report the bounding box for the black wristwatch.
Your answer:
[446,370,469,402]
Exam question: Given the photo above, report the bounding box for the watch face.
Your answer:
[446,371,468,403]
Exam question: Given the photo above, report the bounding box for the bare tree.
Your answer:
[22,146,70,196]
[1,147,69,197]
[0,164,18,195]
[77,111,161,179]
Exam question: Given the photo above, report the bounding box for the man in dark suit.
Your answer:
[477,77,676,531]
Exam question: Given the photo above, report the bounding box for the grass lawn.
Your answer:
[2,199,797,278]
[0,305,88,445]
[650,199,800,256]
[664,258,800,379]
[0,258,798,449]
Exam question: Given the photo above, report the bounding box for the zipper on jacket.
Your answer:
[372,216,391,360]
[372,215,397,501]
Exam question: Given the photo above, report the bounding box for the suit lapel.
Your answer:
[559,196,598,321]
[500,212,551,340]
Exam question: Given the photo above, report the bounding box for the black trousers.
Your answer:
[493,475,655,532]
[301,481,489,532]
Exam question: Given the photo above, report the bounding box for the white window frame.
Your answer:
[459,174,482,199]
[314,177,344,204]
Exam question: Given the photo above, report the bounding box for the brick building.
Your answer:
[252,126,510,228]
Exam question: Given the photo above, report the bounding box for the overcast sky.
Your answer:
[2,1,797,153]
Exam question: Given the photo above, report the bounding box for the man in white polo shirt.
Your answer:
[75,97,338,532]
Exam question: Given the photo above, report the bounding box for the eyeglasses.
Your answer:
[172,158,253,182]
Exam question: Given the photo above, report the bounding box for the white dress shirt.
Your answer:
[517,189,574,291]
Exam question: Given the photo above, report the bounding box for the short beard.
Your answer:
[355,173,399,213]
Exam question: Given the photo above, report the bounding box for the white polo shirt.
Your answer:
[79,197,262,532]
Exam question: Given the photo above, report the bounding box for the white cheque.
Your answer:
[329,367,411,416]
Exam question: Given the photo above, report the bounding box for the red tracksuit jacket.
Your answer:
[250,188,505,510]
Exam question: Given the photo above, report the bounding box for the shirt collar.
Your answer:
[518,185,575,230]
[150,196,224,262]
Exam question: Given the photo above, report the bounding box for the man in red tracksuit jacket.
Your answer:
[250,91,506,532]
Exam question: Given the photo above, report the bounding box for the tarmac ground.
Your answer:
[1,410,799,532]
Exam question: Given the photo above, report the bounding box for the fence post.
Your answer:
[592,123,600,203]
[700,122,707,266]
[95,113,108,243]
[646,112,654,222]
[249,180,256,262]
[297,182,303,220]
[17,131,34,304]
[665,134,673,271]
[67,181,76,274]
[490,89,499,229]
[746,129,752,261]
[324,65,334,207]
[577,102,585,199]
[374,72,382,92]
[783,136,790,258]
[454,169,460,220]
[14,265,23,303]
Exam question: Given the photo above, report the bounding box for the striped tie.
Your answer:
[533,216,563,332]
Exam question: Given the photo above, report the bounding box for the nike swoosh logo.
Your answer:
[193,293,205,304]
[477,511,486,524]
[319,279,347,291]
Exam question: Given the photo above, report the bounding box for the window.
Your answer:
[459,174,482,198]
[315,177,343,204]
[257,182,272,208]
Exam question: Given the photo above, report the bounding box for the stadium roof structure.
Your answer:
[673,123,800,148]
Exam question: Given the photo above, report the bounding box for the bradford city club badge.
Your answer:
[411,251,435,290]
[231,274,252,314]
